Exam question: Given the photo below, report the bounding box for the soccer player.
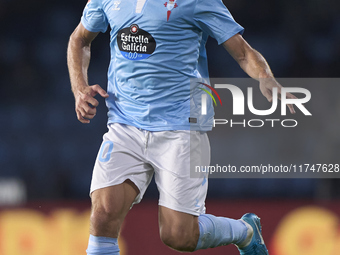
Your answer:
[67,0,296,254]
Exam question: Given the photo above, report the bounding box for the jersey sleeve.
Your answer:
[193,0,244,45]
[81,0,108,33]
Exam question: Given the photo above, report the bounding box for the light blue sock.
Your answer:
[195,214,248,250]
[86,235,120,255]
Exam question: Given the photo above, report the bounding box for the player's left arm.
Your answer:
[223,33,296,114]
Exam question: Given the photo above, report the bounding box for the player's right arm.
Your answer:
[223,34,296,114]
[67,23,109,124]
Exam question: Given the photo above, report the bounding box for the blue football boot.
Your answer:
[238,213,269,255]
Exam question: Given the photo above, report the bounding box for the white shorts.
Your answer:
[91,123,210,216]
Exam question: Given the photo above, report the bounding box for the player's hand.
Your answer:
[259,78,296,114]
[74,84,109,123]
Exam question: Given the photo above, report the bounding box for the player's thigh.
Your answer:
[90,123,154,235]
[91,123,153,203]
[152,130,210,216]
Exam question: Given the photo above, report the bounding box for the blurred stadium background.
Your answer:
[0,0,339,254]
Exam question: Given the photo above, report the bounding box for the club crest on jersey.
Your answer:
[164,0,178,22]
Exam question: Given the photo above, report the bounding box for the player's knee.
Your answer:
[90,206,122,232]
[160,226,196,252]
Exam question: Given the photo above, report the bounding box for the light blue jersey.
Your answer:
[81,0,244,131]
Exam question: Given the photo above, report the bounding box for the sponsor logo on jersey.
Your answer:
[164,0,178,21]
[117,24,156,60]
